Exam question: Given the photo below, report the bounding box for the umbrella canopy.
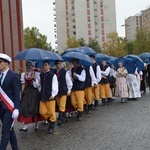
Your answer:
[63,46,96,56]
[114,57,136,74]
[125,54,144,71]
[139,52,150,59]
[34,51,63,68]
[95,53,110,64]
[62,52,93,66]
[14,48,51,60]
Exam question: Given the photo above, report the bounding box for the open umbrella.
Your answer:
[63,46,96,56]
[139,52,150,59]
[95,53,110,64]
[125,54,144,71]
[34,51,63,68]
[14,48,50,60]
[62,52,93,66]
[114,57,136,74]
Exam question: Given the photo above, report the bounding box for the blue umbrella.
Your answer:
[95,53,110,64]
[14,48,50,60]
[139,52,150,59]
[125,54,144,71]
[63,46,96,56]
[145,59,150,64]
[114,57,136,74]
[34,51,63,68]
[62,52,93,66]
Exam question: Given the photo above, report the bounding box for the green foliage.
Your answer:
[66,37,80,48]
[127,41,135,54]
[133,27,150,55]
[103,32,127,57]
[88,38,101,53]
[24,27,52,50]
[78,38,87,46]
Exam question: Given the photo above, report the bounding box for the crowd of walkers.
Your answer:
[0,53,150,150]
[17,55,150,134]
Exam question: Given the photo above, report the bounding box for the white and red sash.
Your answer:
[0,86,14,112]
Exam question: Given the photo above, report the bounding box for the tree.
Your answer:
[66,37,80,48]
[127,41,135,54]
[24,27,52,50]
[103,32,126,57]
[78,38,87,46]
[88,38,101,53]
[133,27,150,55]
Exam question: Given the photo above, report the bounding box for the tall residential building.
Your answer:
[0,0,24,71]
[125,14,142,41]
[125,7,150,41]
[53,0,117,52]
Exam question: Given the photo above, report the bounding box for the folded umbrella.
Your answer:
[125,54,144,71]
[114,57,136,74]
[62,52,93,66]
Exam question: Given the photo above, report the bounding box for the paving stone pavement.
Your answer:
[4,91,150,150]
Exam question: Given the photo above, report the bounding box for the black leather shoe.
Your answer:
[19,128,28,132]
[47,128,54,134]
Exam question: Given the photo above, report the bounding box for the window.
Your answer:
[105,20,109,24]
[87,10,90,15]
[88,30,91,35]
[88,24,91,28]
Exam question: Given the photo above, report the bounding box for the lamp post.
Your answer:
[121,21,129,54]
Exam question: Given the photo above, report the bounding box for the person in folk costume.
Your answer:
[140,63,147,94]
[126,68,141,100]
[115,62,129,103]
[18,61,42,132]
[66,63,75,118]
[109,65,116,97]
[69,58,86,121]
[0,54,20,150]
[39,61,58,134]
[99,59,111,106]
[147,63,150,91]
[53,60,73,125]
[84,65,97,113]
[89,55,101,110]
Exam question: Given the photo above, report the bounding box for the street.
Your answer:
[6,90,150,150]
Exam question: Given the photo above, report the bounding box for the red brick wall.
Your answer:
[0,0,24,72]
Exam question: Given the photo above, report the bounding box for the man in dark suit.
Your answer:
[0,53,20,150]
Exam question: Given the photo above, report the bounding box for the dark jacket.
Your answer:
[40,71,54,101]
[84,66,92,88]
[54,69,68,96]
[100,65,110,84]
[71,66,85,91]
[0,70,20,110]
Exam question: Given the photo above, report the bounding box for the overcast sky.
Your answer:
[22,0,150,49]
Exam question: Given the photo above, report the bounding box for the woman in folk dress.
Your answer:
[115,62,129,103]
[18,61,42,132]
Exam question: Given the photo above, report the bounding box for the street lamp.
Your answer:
[121,21,129,54]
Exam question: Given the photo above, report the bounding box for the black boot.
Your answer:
[47,122,55,134]
[76,111,83,121]
[84,104,89,114]
[94,100,98,110]
[57,112,63,126]
[107,98,111,105]
[62,112,68,123]
[101,99,106,106]
[87,105,92,113]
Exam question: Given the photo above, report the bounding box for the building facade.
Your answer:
[125,15,142,41]
[125,7,150,41]
[0,0,24,71]
[54,0,116,52]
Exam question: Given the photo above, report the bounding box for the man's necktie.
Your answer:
[0,73,4,86]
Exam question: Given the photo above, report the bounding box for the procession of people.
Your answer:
[0,50,150,149]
